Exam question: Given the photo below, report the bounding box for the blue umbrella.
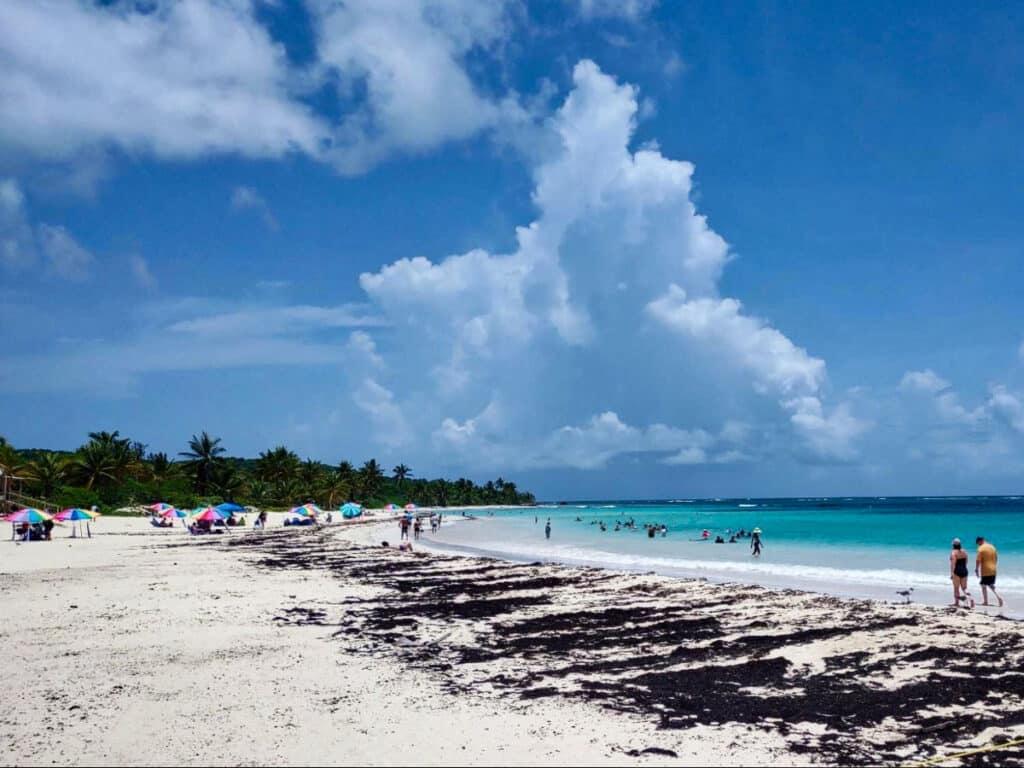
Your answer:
[341,503,362,519]
[216,502,244,514]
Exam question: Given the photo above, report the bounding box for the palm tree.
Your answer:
[72,442,117,489]
[0,436,22,476]
[392,463,412,487]
[179,432,225,494]
[320,470,351,508]
[210,463,245,502]
[80,430,139,484]
[358,459,384,501]
[275,478,303,507]
[247,479,272,509]
[435,478,450,507]
[299,459,324,499]
[256,445,300,486]
[147,452,177,483]
[26,452,67,499]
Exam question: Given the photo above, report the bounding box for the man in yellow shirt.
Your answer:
[975,536,1004,608]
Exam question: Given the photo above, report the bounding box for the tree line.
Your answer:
[0,431,535,513]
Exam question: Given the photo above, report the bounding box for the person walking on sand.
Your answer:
[399,516,410,541]
[950,538,975,608]
[975,536,1004,608]
[545,518,551,540]
[751,529,763,557]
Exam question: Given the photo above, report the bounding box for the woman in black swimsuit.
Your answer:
[950,538,974,608]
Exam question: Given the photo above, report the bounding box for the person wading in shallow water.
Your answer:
[975,536,1004,608]
[751,529,763,557]
[545,518,551,540]
[950,538,975,608]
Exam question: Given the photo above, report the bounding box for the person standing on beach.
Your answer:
[399,517,410,541]
[751,530,763,556]
[950,538,975,608]
[975,536,1004,608]
[545,518,551,540]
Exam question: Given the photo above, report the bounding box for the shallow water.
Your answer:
[426,497,1024,612]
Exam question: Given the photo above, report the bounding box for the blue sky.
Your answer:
[2,0,1023,499]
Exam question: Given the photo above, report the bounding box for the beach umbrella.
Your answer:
[55,508,98,521]
[160,507,189,518]
[288,503,320,517]
[147,502,175,514]
[5,508,52,541]
[193,507,225,523]
[384,503,400,512]
[404,504,417,511]
[341,503,362,519]
[55,508,99,538]
[5,508,52,523]
[215,502,244,514]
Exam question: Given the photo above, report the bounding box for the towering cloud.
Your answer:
[353,61,868,471]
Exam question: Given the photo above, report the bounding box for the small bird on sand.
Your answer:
[895,587,914,604]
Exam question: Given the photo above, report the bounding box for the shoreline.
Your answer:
[4,519,1024,766]
[410,516,1024,618]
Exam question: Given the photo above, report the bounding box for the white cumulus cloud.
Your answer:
[349,60,867,469]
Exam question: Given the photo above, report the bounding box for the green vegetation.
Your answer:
[0,431,535,514]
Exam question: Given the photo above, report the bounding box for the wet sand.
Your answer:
[3,517,1024,766]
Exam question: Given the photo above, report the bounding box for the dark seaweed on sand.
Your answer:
[200,528,1024,766]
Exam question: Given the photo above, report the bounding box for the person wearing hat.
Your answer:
[751,528,763,557]
[975,536,1004,608]
[949,538,974,608]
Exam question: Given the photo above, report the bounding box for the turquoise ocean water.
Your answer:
[426,497,1024,612]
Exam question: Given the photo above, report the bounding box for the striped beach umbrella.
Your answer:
[288,503,320,517]
[147,502,175,514]
[160,507,189,519]
[341,503,362,519]
[55,508,99,538]
[5,508,52,523]
[193,507,225,523]
[54,508,98,521]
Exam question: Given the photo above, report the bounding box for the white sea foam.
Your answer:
[425,537,1024,597]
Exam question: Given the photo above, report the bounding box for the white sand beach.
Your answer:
[2,516,1023,767]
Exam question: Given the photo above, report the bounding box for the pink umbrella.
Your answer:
[147,502,174,513]
[193,507,224,522]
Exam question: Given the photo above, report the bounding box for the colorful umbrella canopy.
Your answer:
[384,503,400,512]
[404,504,418,511]
[341,503,362,519]
[55,508,99,521]
[193,507,225,523]
[5,508,52,523]
[289,503,320,517]
[215,502,244,514]
[160,507,189,518]
[147,502,175,513]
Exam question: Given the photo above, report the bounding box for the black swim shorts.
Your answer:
[981,574,996,586]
